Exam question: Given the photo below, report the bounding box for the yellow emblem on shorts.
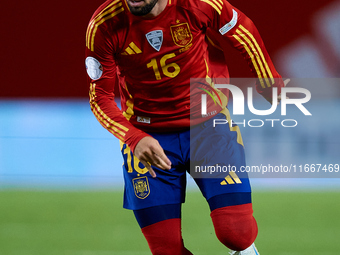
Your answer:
[170,23,193,47]
[133,176,150,199]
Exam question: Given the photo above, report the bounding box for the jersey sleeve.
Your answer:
[85,18,150,152]
[196,0,284,98]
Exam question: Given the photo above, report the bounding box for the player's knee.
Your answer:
[214,222,257,251]
[211,204,258,251]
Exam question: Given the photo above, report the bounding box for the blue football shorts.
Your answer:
[120,110,251,210]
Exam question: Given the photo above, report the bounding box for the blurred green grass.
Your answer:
[0,190,339,255]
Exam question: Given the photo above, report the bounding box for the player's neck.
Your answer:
[143,0,168,18]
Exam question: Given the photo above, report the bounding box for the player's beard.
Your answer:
[128,0,158,16]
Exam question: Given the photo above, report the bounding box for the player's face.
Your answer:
[127,0,158,16]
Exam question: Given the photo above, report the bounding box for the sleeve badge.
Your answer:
[85,57,103,80]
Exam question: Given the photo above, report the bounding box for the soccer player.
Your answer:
[85,0,284,254]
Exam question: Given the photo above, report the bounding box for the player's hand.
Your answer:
[134,136,172,178]
[263,78,290,104]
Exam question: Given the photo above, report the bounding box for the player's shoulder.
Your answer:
[175,0,225,16]
[86,0,128,51]
[175,0,202,10]
[88,0,127,28]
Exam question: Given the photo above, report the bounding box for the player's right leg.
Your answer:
[120,132,192,255]
[134,204,192,255]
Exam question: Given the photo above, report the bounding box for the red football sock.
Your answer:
[141,218,193,255]
[210,203,258,251]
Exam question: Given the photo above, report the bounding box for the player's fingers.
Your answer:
[154,148,171,167]
[265,79,290,104]
[153,153,172,170]
[154,146,171,169]
[140,159,157,178]
[278,79,290,101]
[141,151,171,171]
[284,78,290,87]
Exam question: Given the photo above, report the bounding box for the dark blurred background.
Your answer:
[1,0,339,98]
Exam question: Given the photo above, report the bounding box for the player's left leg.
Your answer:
[193,185,259,253]
[208,194,259,253]
[189,109,260,254]
[134,203,193,255]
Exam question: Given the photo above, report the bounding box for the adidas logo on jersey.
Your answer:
[220,171,242,185]
[121,42,142,55]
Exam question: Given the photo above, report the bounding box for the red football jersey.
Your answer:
[85,0,284,151]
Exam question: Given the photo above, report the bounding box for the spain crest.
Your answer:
[133,176,150,199]
[170,23,193,47]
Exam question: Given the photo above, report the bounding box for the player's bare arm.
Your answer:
[134,136,172,178]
